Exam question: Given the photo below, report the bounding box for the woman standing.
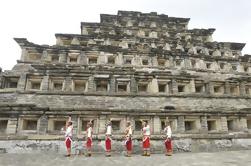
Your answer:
[164,122,172,156]
[124,121,133,157]
[64,116,73,157]
[86,121,93,157]
[105,120,112,157]
[141,120,151,156]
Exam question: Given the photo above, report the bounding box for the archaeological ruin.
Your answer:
[0,10,251,153]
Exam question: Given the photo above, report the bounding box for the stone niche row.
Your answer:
[79,27,201,41]
[59,37,234,57]
[101,19,187,30]
[1,115,251,135]
[22,50,249,73]
[57,35,241,59]
[82,19,187,36]
[87,11,190,31]
[2,75,251,97]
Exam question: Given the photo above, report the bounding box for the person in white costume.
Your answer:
[124,121,133,157]
[64,116,73,157]
[105,120,112,157]
[164,121,172,156]
[86,121,93,157]
[141,120,151,156]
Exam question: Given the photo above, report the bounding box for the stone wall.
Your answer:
[14,93,251,111]
[0,93,250,137]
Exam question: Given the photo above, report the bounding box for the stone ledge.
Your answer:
[0,106,250,116]
[0,89,18,93]
[0,103,36,107]
[0,133,250,141]
[0,135,28,140]
[27,135,62,140]
[1,90,249,99]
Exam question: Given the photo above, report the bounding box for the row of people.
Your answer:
[64,117,172,157]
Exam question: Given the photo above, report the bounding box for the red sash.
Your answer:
[125,137,132,151]
[165,138,172,152]
[65,137,72,149]
[105,136,111,151]
[143,136,150,149]
[86,137,92,149]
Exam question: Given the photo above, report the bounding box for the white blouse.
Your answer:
[143,125,150,136]
[126,126,132,137]
[106,125,112,135]
[87,127,92,138]
[164,126,172,138]
[65,126,73,138]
